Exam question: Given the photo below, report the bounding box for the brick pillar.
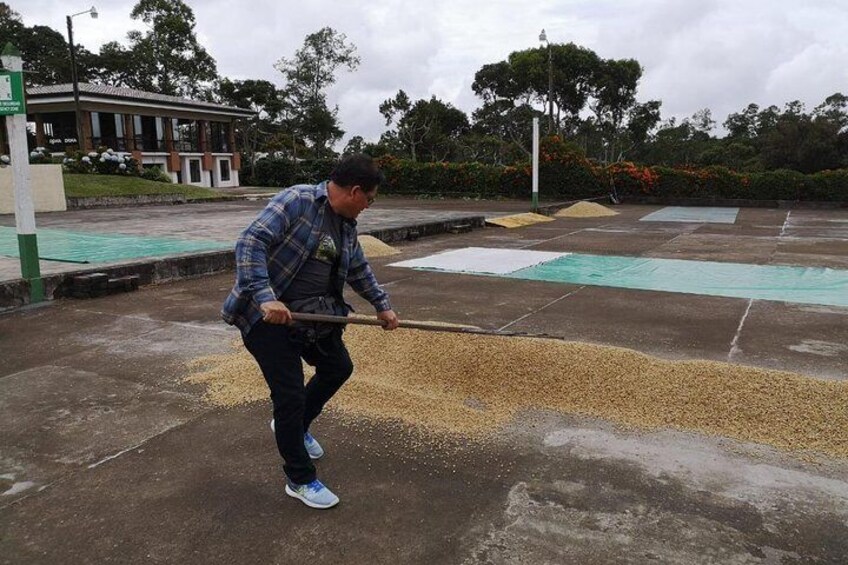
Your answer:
[34,114,47,148]
[197,120,208,153]
[198,119,212,172]
[162,118,177,172]
[124,114,135,151]
[81,111,94,151]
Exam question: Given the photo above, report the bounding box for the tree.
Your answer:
[274,27,360,157]
[94,0,217,98]
[0,3,97,87]
[814,93,848,133]
[724,103,760,140]
[343,135,366,155]
[471,100,540,160]
[589,58,643,162]
[216,78,285,168]
[379,91,469,161]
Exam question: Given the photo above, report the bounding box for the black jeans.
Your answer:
[242,320,353,485]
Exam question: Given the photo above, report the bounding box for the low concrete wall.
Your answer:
[67,193,187,209]
[0,164,67,214]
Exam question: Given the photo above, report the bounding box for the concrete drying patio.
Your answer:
[1,202,847,563]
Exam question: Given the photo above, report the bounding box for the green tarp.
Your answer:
[0,226,228,264]
[507,253,848,308]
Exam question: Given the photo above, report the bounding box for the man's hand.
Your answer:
[377,309,399,331]
[261,301,293,325]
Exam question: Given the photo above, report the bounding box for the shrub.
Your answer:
[610,161,848,202]
[140,165,173,183]
[376,137,605,200]
[747,169,806,201]
[29,147,58,165]
[248,158,337,187]
[62,147,139,177]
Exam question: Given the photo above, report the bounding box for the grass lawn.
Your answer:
[63,174,223,199]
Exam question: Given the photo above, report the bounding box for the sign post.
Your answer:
[1,43,43,303]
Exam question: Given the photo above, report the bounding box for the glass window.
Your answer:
[114,114,124,138]
[220,159,231,182]
[89,112,126,150]
[90,112,101,138]
[189,159,201,183]
[173,119,199,152]
[209,122,229,152]
[37,112,77,151]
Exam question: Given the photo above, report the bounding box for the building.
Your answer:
[14,83,255,188]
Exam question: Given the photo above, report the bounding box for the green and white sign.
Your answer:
[0,69,25,115]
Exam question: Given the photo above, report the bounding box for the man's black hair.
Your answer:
[329,154,384,192]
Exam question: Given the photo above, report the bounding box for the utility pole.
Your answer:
[1,43,43,303]
[66,7,98,150]
[66,16,83,149]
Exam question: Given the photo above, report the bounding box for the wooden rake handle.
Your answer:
[290,312,532,337]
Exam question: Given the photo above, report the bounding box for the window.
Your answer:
[173,119,200,152]
[133,115,166,151]
[220,159,231,182]
[90,112,127,150]
[34,112,77,152]
[209,122,230,152]
[189,159,201,183]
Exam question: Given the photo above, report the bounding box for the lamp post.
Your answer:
[66,6,98,151]
[539,29,554,135]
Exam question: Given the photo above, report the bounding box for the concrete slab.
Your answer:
[728,301,848,379]
[2,201,848,563]
[0,366,197,491]
[646,233,779,264]
[499,285,752,362]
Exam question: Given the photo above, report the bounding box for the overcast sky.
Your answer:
[15,0,848,143]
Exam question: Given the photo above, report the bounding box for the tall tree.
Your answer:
[94,0,217,98]
[274,27,360,157]
[589,58,643,162]
[379,91,469,161]
[0,3,96,87]
[216,78,285,168]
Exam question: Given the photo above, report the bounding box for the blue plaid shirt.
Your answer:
[221,182,392,333]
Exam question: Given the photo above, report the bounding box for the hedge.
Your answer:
[244,142,848,202]
[247,158,336,187]
[610,162,848,202]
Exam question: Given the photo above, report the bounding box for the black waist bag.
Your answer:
[287,295,347,342]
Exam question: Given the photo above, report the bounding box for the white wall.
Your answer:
[212,155,238,188]
[0,164,67,213]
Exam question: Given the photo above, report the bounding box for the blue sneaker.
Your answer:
[303,431,324,460]
[269,419,324,460]
[285,479,339,509]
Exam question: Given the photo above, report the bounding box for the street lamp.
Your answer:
[539,29,554,135]
[66,6,98,151]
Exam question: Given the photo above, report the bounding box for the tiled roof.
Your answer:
[27,83,255,116]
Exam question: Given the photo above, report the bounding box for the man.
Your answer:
[222,154,399,509]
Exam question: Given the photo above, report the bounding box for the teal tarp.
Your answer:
[0,226,228,264]
[507,254,848,307]
[640,206,739,224]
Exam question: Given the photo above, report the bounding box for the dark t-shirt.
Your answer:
[281,205,343,302]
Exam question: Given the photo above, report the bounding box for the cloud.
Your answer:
[15,0,848,141]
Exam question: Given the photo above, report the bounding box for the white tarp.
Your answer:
[388,247,568,275]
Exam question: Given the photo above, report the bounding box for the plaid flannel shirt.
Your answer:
[221,181,392,333]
